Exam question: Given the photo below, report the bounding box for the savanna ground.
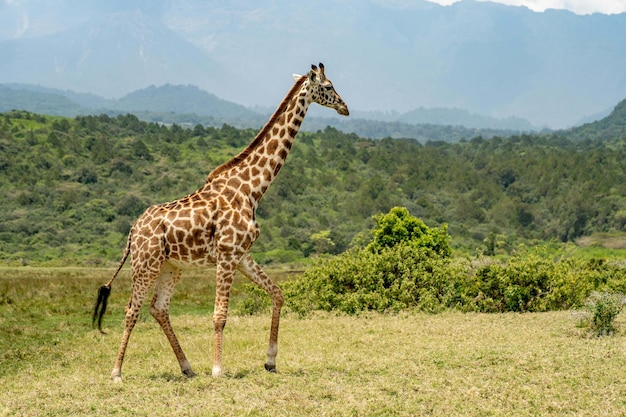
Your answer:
[2,267,626,416]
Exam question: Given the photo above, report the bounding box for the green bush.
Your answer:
[234,283,272,316]
[284,208,452,315]
[368,206,451,257]
[456,254,555,313]
[284,243,452,315]
[582,292,626,336]
[285,235,626,315]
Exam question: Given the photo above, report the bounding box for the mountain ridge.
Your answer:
[0,82,542,136]
[1,1,625,128]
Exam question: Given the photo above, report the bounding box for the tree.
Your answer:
[367,207,451,257]
[310,230,335,255]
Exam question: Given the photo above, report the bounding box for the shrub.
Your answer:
[581,292,626,336]
[457,254,555,313]
[284,208,452,315]
[234,283,272,316]
[284,243,452,315]
[368,206,451,257]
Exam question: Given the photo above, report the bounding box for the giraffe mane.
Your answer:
[206,74,308,183]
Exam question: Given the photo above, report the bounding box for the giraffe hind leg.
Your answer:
[149,262,195,378]
[111,270,156,382]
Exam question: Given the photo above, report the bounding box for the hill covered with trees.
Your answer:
[1,83,535,140]
[1,109,626,266]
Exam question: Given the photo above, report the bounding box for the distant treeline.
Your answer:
[1,83,539,140]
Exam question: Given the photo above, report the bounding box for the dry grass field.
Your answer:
[2,268,626,416]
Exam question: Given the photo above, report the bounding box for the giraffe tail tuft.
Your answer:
[93,228,131,333]
[92,285,112,334]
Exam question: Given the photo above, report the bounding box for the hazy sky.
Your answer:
[427,0,626,14]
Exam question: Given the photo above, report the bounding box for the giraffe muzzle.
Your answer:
[336,104,349,116]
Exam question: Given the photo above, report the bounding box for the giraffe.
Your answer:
[93,63,349,382]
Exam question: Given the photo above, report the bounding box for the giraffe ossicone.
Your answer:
[93,63,349,381]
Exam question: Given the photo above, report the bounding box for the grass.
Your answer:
[2,268,626,416]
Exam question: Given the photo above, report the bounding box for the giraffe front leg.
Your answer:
[212,258,237,377]
[212,317,225,377]
[239,254,284,373]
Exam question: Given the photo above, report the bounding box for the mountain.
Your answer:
[351,107,535,131]
[0,85,87,116]
[0,82,537,139]
[0,83,266,128]
[160,0,626,128]
[1,1,626,129]
[0,10,252,102]
[114,84,260,120]
[564,98,626,142]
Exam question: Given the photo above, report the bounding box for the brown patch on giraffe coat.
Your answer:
[266,139,279,154]
[231,195,243,210]
[239,168,250,182]
[227,178,241,189]
[193,210,208,225]
[250,153,261,165]
[178,219,192,231]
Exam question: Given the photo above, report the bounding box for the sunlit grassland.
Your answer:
[2,268,626,416]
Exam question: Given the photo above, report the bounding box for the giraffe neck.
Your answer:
[206,75,311,207]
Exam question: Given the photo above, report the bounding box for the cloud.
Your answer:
[425,0,626,15]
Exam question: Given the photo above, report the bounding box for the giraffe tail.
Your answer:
[93,231,132,334]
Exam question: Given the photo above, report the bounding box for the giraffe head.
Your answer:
[295,63,349,116]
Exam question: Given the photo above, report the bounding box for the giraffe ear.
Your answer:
[308,69,317,84]
[293,73,302,81]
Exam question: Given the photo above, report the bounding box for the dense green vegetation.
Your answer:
[1,108,626,266]
[284,208,626,315]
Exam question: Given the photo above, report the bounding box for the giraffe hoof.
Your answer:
[111,369,122,383]
[264,363,277,373]
[183,369,196,378]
